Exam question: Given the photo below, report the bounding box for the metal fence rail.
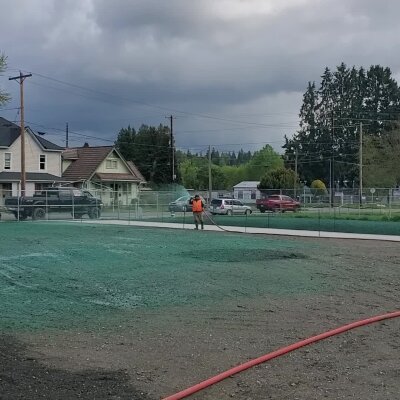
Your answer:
[2,188,400,236]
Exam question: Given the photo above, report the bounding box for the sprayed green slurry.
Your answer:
[153,213,400,235]
[0,222,327,332]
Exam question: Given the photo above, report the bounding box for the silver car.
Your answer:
[210,198,252,215]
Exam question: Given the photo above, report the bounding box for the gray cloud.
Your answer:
[1,0,400,152]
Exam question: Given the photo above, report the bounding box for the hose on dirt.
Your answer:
[162,310,400,400]
[202,211,232,233]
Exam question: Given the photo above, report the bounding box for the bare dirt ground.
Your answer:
[1,234,400,400]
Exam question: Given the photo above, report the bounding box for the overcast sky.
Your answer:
[1,0,400,153]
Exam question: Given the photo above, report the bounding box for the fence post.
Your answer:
[318,209,321,236]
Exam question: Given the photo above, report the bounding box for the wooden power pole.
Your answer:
[166,115,175,182]
[208,145,212,204]
[359,122,363,205]
[9,72,32,196]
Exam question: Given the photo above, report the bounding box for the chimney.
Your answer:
[83,142,89,148]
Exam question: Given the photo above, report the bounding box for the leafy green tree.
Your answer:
[363,129,400,187]
[310,179,328,196]
[0,52,10,105]
[245,145,283,180]
[179,159,199,189]
[258,167,299,190]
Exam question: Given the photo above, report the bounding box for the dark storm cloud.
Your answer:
[1,0,400,150]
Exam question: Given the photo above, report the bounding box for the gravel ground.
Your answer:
[0,224,399,399]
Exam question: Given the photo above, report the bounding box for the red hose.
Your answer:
[162,310,400,400]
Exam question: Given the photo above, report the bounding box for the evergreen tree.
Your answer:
[284,63,400,186]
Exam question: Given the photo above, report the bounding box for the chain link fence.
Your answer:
[2,187,400,235]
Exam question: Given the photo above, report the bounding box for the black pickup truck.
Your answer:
[5,187,103,220]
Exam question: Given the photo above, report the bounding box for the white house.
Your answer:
[62,145,145,206]
[233,181,261,203]
[0,117,64,204]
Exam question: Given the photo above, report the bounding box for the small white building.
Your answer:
[233,181,261,203]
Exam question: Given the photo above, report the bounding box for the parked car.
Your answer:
[168,195,206,212]
[5,187,103,220]
[210,198,252,215]
[256,195,300,213]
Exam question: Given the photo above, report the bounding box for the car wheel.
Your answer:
[72,212,84,219]
[245,209,251,215]
[260,208,265,213]
[88,207,101,219]
[227,209,233,216]
[33,207,45,220]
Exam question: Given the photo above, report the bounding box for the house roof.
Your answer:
[0,117,63,151]
[32,131,64,151]
[62,146,113,182]
[94,173,141,182]
[233,181,260,188]
[127,161,146,182]
[62,146,145,184]
[0,171,66,182]
[0,117,20,147]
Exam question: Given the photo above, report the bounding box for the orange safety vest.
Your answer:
[192,199,203,212]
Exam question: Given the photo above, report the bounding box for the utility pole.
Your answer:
[9,72,32,196]
[359,122,363,206]
[294,148,298,198]
[66,122,69,148]
[208,145,212,204]
[331,110,335,207]
[166,115,175,182]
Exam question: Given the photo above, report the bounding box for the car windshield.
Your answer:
[211,199,222,206]
[175,196,189,202]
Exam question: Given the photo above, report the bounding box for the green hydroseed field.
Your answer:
[0,222,324,332]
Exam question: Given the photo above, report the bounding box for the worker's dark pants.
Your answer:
[193,212,204,229]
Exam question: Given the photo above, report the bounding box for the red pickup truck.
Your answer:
[256,195,300,213]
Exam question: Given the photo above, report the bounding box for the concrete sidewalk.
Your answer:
[72,218,400,242]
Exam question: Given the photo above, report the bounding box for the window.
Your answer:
[39,154,46,170]
[106,159,117,169]
[4,153,11,169]
[59,190,72,200]
[251,190,256,200]
[238,190,243,199]
[34,183,47,194]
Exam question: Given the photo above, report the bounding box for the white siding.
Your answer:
[97,150,130,174]
[1,134,61,176]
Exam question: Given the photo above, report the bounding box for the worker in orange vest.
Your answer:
[189,194,205,230]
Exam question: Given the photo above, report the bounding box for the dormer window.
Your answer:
[39,154,46,170]
[106,159,117,169]
[4,153,11,170]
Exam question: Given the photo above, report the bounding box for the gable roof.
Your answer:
[233,181,260,188]
[127,161,146,182]
[62,146,146,183]
[0,117,63,151]
[31,130,64,151]
[62,146,113,182]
